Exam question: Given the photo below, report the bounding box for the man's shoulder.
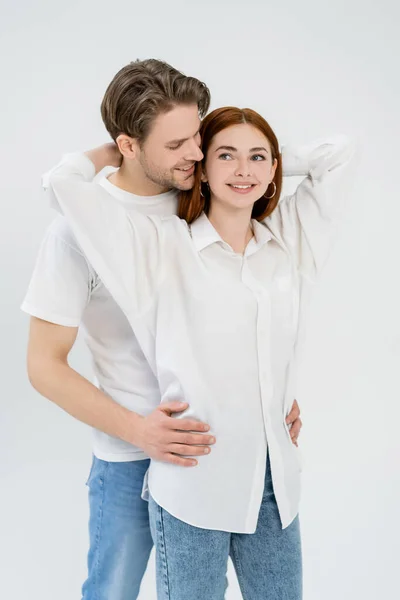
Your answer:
[46,215,87,257]
[44,216,99,286]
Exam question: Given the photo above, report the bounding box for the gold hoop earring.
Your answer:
[264,181,276,199]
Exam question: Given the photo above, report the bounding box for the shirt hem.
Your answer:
[92,446,149,463]
[148,482,257,534]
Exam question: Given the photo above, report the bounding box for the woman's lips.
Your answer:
[227,184,256,194]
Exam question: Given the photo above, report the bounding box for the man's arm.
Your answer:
[27,316,215,466]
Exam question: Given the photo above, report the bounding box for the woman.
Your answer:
[46,107,353,599]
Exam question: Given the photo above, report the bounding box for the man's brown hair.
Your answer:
[101,59,211,144]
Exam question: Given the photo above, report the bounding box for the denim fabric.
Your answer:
[81,457,152,600]
[149,454,302,600]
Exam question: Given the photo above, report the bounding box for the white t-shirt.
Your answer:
[22,171,178,462]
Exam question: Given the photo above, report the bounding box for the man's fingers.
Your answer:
[165,453,198,467]
[168,443,212,456]
[159,401,189,416]
[158,403,211,432]
[170,432,215,446]
[167,418,210,433]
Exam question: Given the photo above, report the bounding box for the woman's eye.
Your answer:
[218,153,232,160]
[251,154,266,161]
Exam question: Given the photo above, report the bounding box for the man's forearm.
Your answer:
[29,357,143,447]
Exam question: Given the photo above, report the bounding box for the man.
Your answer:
[22,59,302,600]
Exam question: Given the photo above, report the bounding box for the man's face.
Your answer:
[138,104,204,191]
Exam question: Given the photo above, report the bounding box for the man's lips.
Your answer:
[176,164,195,175]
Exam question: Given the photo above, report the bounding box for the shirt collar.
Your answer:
[190,212,272,255]
[189,213,222,252]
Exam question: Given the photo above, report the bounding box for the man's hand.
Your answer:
[135,401,215,468]
[85,142,122,174]
[286,400,302,447]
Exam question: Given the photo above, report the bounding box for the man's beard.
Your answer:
[139,153,195,192]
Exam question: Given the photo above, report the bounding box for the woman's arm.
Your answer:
[44,150,163,319]
[266,135,355,279]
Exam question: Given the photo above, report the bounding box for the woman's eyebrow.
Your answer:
[215,145,237,152]
[215,145,269,153]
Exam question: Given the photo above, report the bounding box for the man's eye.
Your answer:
[168,145,182,151]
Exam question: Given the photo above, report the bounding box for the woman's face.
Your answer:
[203,124,277,213]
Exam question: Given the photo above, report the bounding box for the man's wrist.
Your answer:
[115,406,146,449]
[84,143,121,175]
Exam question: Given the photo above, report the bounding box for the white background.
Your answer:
[1,0,399,598]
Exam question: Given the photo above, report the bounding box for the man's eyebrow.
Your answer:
[166,127,201,146]
[215,145,269,153]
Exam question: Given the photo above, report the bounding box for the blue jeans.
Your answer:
[81,457,152,600]
[149,454,302,600]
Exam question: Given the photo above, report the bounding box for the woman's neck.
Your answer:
[207,204,254,255]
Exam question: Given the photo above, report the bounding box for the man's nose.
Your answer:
[186,139,204,162]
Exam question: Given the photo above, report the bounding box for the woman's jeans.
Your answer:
[149,453,303,599]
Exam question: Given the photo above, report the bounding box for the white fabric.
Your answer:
[22,155,178,461]
[44,137,354,532]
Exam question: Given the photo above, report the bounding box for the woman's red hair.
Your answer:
[178,107,282,224]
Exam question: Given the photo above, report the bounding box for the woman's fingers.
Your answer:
[290,418,302,444]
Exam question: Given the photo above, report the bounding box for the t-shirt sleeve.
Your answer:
[21,220,92,327]
[44,156,163,320]
[265,135,356,280]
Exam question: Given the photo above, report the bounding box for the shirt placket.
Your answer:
[240,255,274,528]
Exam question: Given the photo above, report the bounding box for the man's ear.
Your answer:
[116,134,140,160]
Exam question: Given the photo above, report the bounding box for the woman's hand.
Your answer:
[85,142,122,174]
[285,400,302,446]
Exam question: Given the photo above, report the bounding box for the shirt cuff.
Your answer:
[42,152,96,190]
[281,135,352,177]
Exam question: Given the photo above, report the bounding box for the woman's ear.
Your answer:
[201,171,208,183]
[116,134,139,160]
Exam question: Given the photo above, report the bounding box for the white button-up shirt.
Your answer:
[45,135,354,532]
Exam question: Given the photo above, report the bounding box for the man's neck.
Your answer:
[108,160,170,197]
[207,204,254,255]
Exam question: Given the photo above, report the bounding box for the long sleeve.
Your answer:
[43,154,164,319]
[266,135,355,280]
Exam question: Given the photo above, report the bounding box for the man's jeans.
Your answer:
[81,457,152,600]
[149,453,302,600]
